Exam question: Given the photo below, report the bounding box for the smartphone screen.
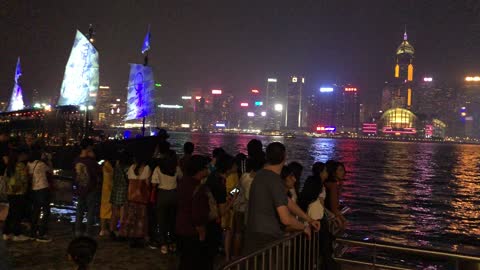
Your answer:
[230,188,239,195]
[98,160,105,165]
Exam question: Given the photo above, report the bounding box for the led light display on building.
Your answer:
[268,78,277,82]
[240,103,249,107]
[212,89,222,95]
[247,112,254,117]
[261,111,267,116]
[316,126,336,132]
[344,87,357,92]
[251,89,259,94]
[158,104,183,109]
[407,64,414,81]
[320,87,334,93]
[181,96,192,100]
[255,101,263,106]
[465,76,480,82]
[423,77,433,82]
[274,104,283,112]
[407,88,412,107]
[362,123,377,134]
[215,123,226,128]
[425,124,434,138]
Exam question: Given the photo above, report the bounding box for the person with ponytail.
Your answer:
[67,236,97,270]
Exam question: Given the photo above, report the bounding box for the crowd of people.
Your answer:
[0,131,54,243]
[0,129,348,270]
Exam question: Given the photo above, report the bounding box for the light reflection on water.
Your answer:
[168,133,480,252]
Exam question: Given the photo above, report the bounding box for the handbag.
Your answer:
[307,198,324,221]
[324,208,345,236]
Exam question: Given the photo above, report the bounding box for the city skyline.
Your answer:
[2,1,480,109]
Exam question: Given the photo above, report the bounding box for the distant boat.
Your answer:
[284,132,296,139]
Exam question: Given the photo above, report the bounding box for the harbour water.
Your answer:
[167,133,480,252]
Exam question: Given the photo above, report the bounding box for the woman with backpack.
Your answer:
[27,150,52,242]
[3,148,30,241]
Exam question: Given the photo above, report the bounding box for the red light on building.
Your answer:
[211,89,222,95]
[251,89,260,94]
[240,103,249,107]
[345,87,357,92]
[362,123,377,134]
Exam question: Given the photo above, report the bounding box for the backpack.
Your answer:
[75,162,90,188]
[7,163,30,195]
[194,184,219,221]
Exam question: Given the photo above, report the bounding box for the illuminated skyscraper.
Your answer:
[285,76,304,129]
[382,28,415,110]
[315,86,338,128]
[265,78,282,130]
[338,86,360,133]
[459,78,480,138]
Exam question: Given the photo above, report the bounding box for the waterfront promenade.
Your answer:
[5,219,367,270]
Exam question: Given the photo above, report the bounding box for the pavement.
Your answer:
[3,219,371,270]
[4,220,178,270]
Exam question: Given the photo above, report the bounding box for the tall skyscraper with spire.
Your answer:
[381,27,415,111]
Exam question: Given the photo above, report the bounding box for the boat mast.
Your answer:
[84,24,95,138]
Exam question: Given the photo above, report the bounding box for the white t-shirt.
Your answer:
[127,165,152,183]
[240,172,254,201]
[27,160,51,191]
[151,167,177,190]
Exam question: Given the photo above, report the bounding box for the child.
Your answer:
[67,237,97,270]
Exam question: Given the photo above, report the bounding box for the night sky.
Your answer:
[1,0,480,109]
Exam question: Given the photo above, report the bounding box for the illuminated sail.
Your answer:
[7,57,25,112]
[125,64,154,120]
[58,30,99,106]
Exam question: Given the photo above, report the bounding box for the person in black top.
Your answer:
[205,153,237,265]
[287,161,303,199]
[0,130,10,176]
[298,162,327,212]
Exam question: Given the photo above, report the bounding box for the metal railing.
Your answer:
[334,237,480,270]
[219,231,480,270]
[219,231,320,270]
